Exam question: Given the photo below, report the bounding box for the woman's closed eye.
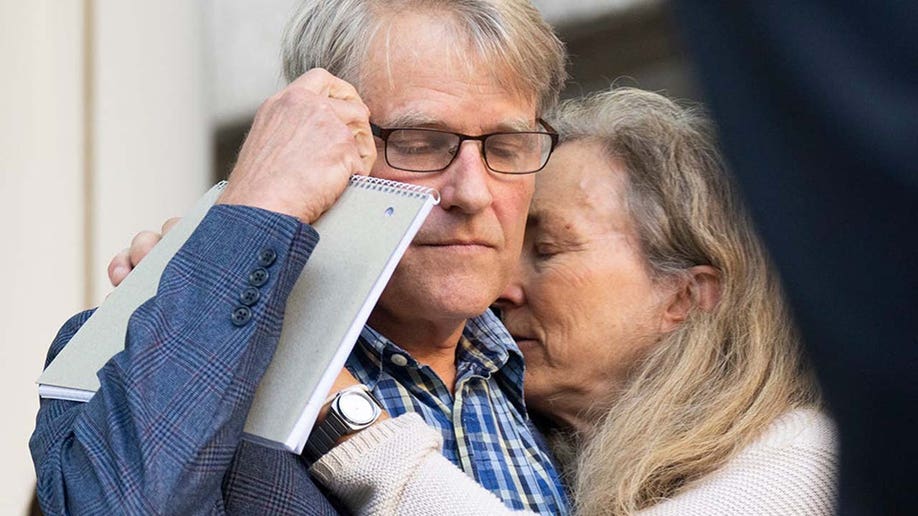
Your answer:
[534,242,564,260]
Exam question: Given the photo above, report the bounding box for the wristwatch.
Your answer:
[304,384,383,460]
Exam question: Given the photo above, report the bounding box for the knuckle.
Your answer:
[130,230,152,247]
[278,87,309,107]
[253,97,276,122]
[131,231,160,252]
[313,99,336,116]
[309,67,330,78]
[267,84,316,112]
[162,218,180,234]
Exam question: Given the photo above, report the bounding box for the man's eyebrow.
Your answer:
[378,113,536,132]
[381,112,439,128]
[501,119,537,132]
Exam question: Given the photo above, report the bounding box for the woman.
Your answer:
[308,88,838,515]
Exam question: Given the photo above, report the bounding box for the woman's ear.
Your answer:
[659,265,722,333]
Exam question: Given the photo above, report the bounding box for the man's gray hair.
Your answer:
[282,0,567,114]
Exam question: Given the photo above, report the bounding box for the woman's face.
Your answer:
[497,141,671,432]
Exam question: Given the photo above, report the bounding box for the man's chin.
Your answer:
[376,282,496,324]
[380,254,508,322]
[425,292,495,321]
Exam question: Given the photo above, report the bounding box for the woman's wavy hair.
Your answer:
[281,0,567,115]
[548,88,821,515]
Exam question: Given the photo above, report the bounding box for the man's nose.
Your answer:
[494,264,526,310]
[437,141,493,213]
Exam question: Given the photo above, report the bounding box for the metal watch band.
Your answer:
[303,416,345,459]
[303,385,381,460]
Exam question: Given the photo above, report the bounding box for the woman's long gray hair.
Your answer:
[549,88,820,515]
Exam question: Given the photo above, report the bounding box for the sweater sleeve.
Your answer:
[638,409,838,516]
[30,205,319,516]
[311,413,536,516]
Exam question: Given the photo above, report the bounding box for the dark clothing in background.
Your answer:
[672,2,918,514]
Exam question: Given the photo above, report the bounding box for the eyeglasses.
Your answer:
[370,120,559,175]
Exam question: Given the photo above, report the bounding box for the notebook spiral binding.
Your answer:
[349,175,441,205]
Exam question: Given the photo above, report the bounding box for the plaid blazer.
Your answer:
[31,206,340,515]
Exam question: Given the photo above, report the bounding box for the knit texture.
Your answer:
[312,408,837,515]
[640,408,837,515]
[312,413,536,515]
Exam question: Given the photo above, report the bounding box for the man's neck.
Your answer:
[367,309,469,393]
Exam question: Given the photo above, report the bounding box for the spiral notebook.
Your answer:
[37,176,440,454]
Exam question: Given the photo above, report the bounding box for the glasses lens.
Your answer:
[484,133,553,174]
[385,129,459,172]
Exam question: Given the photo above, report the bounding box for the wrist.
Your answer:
[305,384,386,459]
[315,391,391,443]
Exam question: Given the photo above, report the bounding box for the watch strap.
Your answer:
[304,415,346,459]
[304,384,382,460]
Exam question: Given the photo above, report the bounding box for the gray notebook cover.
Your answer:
[37,182,228,401]
[37,176,439,454]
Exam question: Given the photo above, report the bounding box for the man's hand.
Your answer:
[108,69,375,287]
[107,218,179,287]
[217,68,376,224]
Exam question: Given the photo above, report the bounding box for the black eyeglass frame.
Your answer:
[370,119,559,175]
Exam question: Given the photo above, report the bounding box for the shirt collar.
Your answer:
[349,310,527,407]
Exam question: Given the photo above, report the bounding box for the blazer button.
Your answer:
[258,248,277,267]
[239,287,260,306]
[249,268,269,287]
[231,306,252,326]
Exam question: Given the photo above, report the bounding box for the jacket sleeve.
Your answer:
[30,204,319,515]
[310,413,535,516]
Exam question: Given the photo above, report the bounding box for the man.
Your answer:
[30,1,567,514]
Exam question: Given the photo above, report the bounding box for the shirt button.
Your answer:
[390,354,409,367]
[231,306,252,326]
[257,248,277,267]
[249,268,269,287]
[239,287,260,306]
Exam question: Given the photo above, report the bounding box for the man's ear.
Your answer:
[659,265,722,333]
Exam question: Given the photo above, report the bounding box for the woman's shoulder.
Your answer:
[752,407,837,453]
[640,407,838,515]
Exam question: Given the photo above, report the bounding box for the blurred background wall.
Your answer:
[0,0,696,513]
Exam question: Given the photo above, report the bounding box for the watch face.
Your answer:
[337,392,378,425]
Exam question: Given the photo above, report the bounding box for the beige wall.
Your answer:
[90,0,211,303]
[1,3,86,514]
[0,1,210,514]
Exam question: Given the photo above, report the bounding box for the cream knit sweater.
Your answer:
[311,408,837,515]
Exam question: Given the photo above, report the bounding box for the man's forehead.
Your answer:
[357,18,540,133]
[377,110,536,132]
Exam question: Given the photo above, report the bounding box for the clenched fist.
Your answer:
[217,68,377,224]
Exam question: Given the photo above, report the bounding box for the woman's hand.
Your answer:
[107,217,180,286]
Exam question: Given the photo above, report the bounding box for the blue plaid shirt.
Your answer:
[347,314,568,514]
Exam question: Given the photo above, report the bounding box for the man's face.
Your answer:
[361,13,537,328]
